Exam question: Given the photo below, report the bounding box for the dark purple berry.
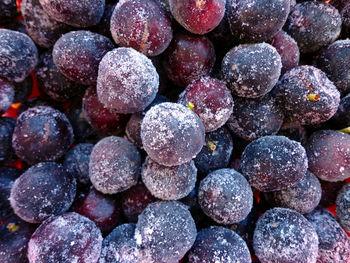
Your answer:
[0,117,16,165]
[241,135,308,192]
[0,77,14,115]
[0,167,21,218]
[141,102,205,167]
[0,0,17,25]
[336,183,350,232]
[12,106,74,164]
[89,136,141,194]
[10,162,76,223]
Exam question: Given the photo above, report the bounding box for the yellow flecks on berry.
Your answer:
[195,0,206,9]
[230,225,237,231]
[187,102,195,110]
[339,127,350,134]
[307,93,319,102]
[231,64,237,71]
[206,141,216,151]
[7,223,19,233]
[271,222,279,227]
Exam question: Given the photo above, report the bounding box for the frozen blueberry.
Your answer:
[227,94,284,141]
[305,130,350,182]
[0,117,16,165]
[0,77,14,115]
[317,39,350,95]
[305,207,350,263]
[221,43,282,98]
[39,0,105,27]
[0,29,38,82]
[187,226,251,263]
[198,168,253,224]
[10,162,76,223]
[64,143,94,185]
[273,66,340,125]
[227,0,290,43]
[12,75,33,103]
[141,102,205,167]
[89,136,141,194]
[253,207,319,263]
[99,223,142,263]
[178,76,234,132]
[285,2,342,53]
[53,30,114,85]
[97,47,159,114]
[36,51,86,102]
[0,214,36,263]
[27,212,103,263]
[21,0,72,48]
[12,106,74,164]
[135,201,197,263]
[110,0,172,56]
[241,135,308,192]
[194,126,234,177]
[264,171,322,214]
[141,157,197,200]
[336,184,350,232]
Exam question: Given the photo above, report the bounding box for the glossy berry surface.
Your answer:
[121,181,157,223]
[227,0,290,43]
[63,143,94,186]
[285,2,342,53]
[241,135,308,192]
[270,30,300,74]
[169,0,226,35]
[336,184,350,232]
[141,102,205,167]
[264,170,322,214]
[36,51,86,102]
[39,0,105,27]
[10,162,76,223]
[89,136,141,194]
[21,0,72,48]
[253,208,319,263]
[273,66,340,125]
[71,186,122,235]
[198,168,253,224]
[134,201,197,263]
[27,212,103,263]
[305,207,350,263]
[163,31,216,87]
[97,47,159,114]
[53,30,114,85]
[82,86,130,135]
[110,0,172,56]
[12,106,74,164]
[227,94,284,141]
[187,226,251,263]
[194,126,233,177]
[178,76,234,132]
[305,130,350,182]
[222,43,281,98]
[142,157,197,200]
[0,29,38,82]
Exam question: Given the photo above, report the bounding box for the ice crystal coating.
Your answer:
[336,184,350,232]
